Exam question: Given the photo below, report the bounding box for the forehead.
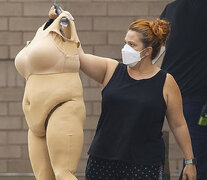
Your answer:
[125,30,143,43]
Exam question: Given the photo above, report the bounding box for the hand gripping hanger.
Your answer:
[53,1,74,29]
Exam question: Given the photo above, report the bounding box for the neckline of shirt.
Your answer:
[125,64,162,82]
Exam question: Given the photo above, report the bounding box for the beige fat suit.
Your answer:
[15,11,86,180]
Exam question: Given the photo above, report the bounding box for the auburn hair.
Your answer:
[128,18,170,60]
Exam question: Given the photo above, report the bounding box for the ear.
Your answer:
[144,47,153,56]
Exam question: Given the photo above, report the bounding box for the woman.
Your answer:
[49,7,196,180]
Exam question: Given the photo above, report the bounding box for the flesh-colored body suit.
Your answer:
[15,11,86,180]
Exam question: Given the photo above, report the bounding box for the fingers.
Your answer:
[49,6,55,14]
[182,173,187,180]
[185,173,196,180]
[49,6,58,19]
[49,5,65,19]
[190,174,196,180]
[187,175,196,180]
[50,6,55,10]
[60,7,64,12]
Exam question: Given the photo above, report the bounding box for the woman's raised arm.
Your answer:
[78,45,118,84]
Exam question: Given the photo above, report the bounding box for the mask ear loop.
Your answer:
[139,48,147,60]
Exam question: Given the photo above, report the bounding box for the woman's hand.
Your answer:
[182,164,196,180]
[49,6,64,19]
[49,6,57,19]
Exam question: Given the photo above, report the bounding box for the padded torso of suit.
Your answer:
[15,11,80,79]
[15,11,85,137]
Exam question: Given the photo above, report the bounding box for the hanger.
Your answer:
[53,0,75,40]
[53,3,75,30]
[53,3,69,25]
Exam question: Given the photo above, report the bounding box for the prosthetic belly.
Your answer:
[15,11,86,136]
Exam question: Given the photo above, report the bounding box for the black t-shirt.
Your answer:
[160,0,207,102]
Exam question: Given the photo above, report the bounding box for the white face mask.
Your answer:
[121,44,146,67]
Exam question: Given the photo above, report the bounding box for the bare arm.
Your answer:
[164,74,196,180]
[164,74,193,159]
[78,45,118,84]
[49,6,118,85]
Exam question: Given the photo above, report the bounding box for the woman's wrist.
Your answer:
[183,149,194,161]
[184,156,194,160]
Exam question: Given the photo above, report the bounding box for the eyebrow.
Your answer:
[125,40,136,44]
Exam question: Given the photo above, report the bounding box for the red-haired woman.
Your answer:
[49,7,196,180]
